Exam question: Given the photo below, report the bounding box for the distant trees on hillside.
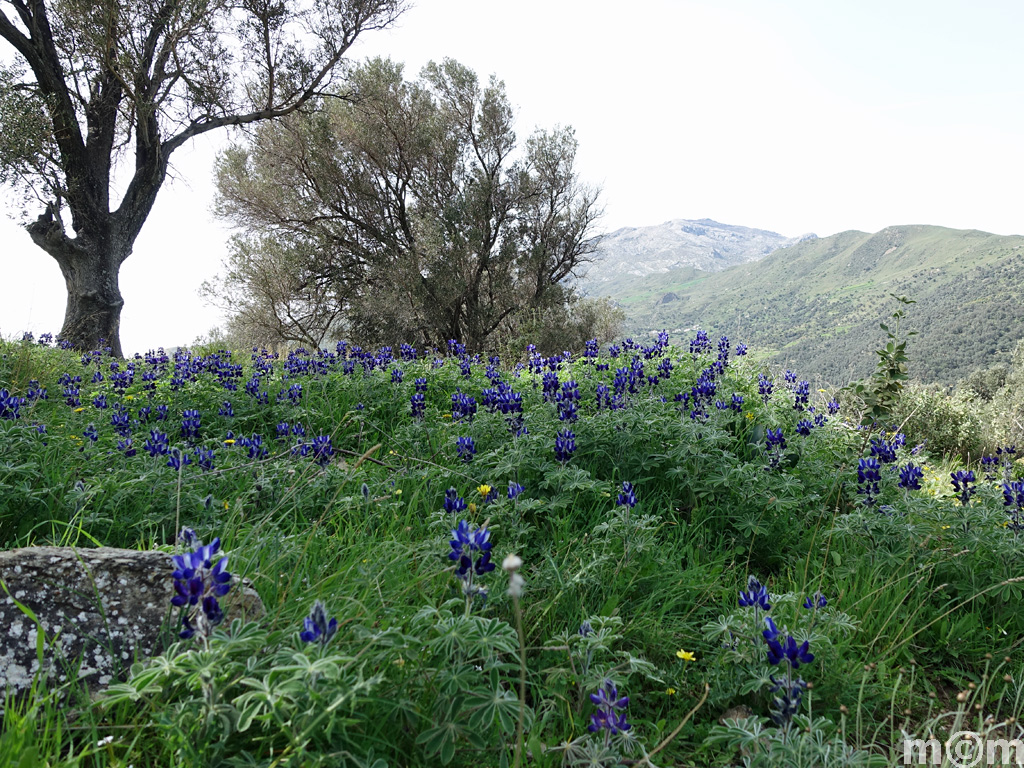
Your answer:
[205,57,619,353]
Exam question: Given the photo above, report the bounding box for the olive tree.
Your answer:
[0,0,404,355]
[209,56,610,352]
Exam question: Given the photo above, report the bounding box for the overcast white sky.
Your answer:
[2,0,1023,353]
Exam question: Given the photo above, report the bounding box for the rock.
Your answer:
[0,546,263,711]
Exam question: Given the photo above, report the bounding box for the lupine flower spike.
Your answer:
[588,679,631,743]
[300,600,338,646]
[170,530,232,640]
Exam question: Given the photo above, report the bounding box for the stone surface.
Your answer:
[0,546,264,708]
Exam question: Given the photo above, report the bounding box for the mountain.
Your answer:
[582,218,816,296]
[589,224,1024,387]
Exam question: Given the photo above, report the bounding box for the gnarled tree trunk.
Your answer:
[27,205,131,358]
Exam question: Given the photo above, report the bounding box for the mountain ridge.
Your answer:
[583,218,816,296]
[585,222,1024,387]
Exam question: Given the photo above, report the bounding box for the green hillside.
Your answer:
[604,224,1024,386]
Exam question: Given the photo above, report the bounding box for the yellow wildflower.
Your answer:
[665,687,677,695]
[224,439,236,445]
[477,484,492,497]
[394,489,402,496]
[74,407,85,413]
[468,502,477,514]
[676,649,696,662]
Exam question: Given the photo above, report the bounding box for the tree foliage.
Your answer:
[0,0,404,354]
[208,56,610,352]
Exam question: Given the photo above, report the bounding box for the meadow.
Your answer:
[1,329,1022,767]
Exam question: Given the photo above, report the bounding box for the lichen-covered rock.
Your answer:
[0,546,264,710]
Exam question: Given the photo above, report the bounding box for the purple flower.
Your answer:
[898,463,924,490]
[588,679,631,736]
[617,482,637,508]
[739,575,772,610]
[951,469,976,506]
[170,531,232,640]
[456,436,476,463]
[554,429,576,463]
[299,600,338,645]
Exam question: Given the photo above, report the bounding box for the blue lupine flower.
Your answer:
[452,392,477,422]
[83,424,99,442]
[180,409,201,440]
[117,437,136,458]
[167,447,191,471]
[764,627,814,669]
[617,481,637,508]
[143,430,169,456]
[558,400,578,422]
[796,419,813,436]
[689,330,712,357]
[171,531,232,640]
[391,368,404,384]
[858,457,882,506]
[588,679,631,737]
[414,377,428,393]
[579,620,594,637]
[758,374,774,404]
[193,449,215,472]
[507,482,525,500]
[287,383,302,404]
[981,455,1000,480]
[765,428,786,449]
[449,519,496,588]
[951,469,976,506]
[110,409,131,436]
[739,575,771,611]
[1003,480,1024,531]
[554,429,576,463]
[899,463,924,490]
[291,423,305,438]
[311,435,334,467]
[240,434,268,459]
[444,488,468,514]
[276,421,291,439]
[25,380,47,401]
[802,592,827,610]
[792,380,810,411]
[299,599,338,645]
[456,436,476,463]
[870,438,898,464]
[827,399,840,415]
[768,675,808,727]
[410,393,426,419]
[63,385,81,407]
[736,343,748,356]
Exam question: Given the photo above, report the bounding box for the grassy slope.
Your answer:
[606,225,1024,386]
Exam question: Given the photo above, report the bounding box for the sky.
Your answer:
[2,0,1023,353]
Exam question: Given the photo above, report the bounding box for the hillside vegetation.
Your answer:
[3,331,1024,766]
[602,225,1024,386]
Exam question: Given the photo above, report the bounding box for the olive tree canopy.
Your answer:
[0,0,404,355]
[209,57,612,353]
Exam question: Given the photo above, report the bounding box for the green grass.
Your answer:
[1,334,1023,767]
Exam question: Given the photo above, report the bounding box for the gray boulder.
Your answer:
[0,546,263,709]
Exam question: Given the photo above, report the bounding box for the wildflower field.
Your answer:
[1,330,1023,767]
